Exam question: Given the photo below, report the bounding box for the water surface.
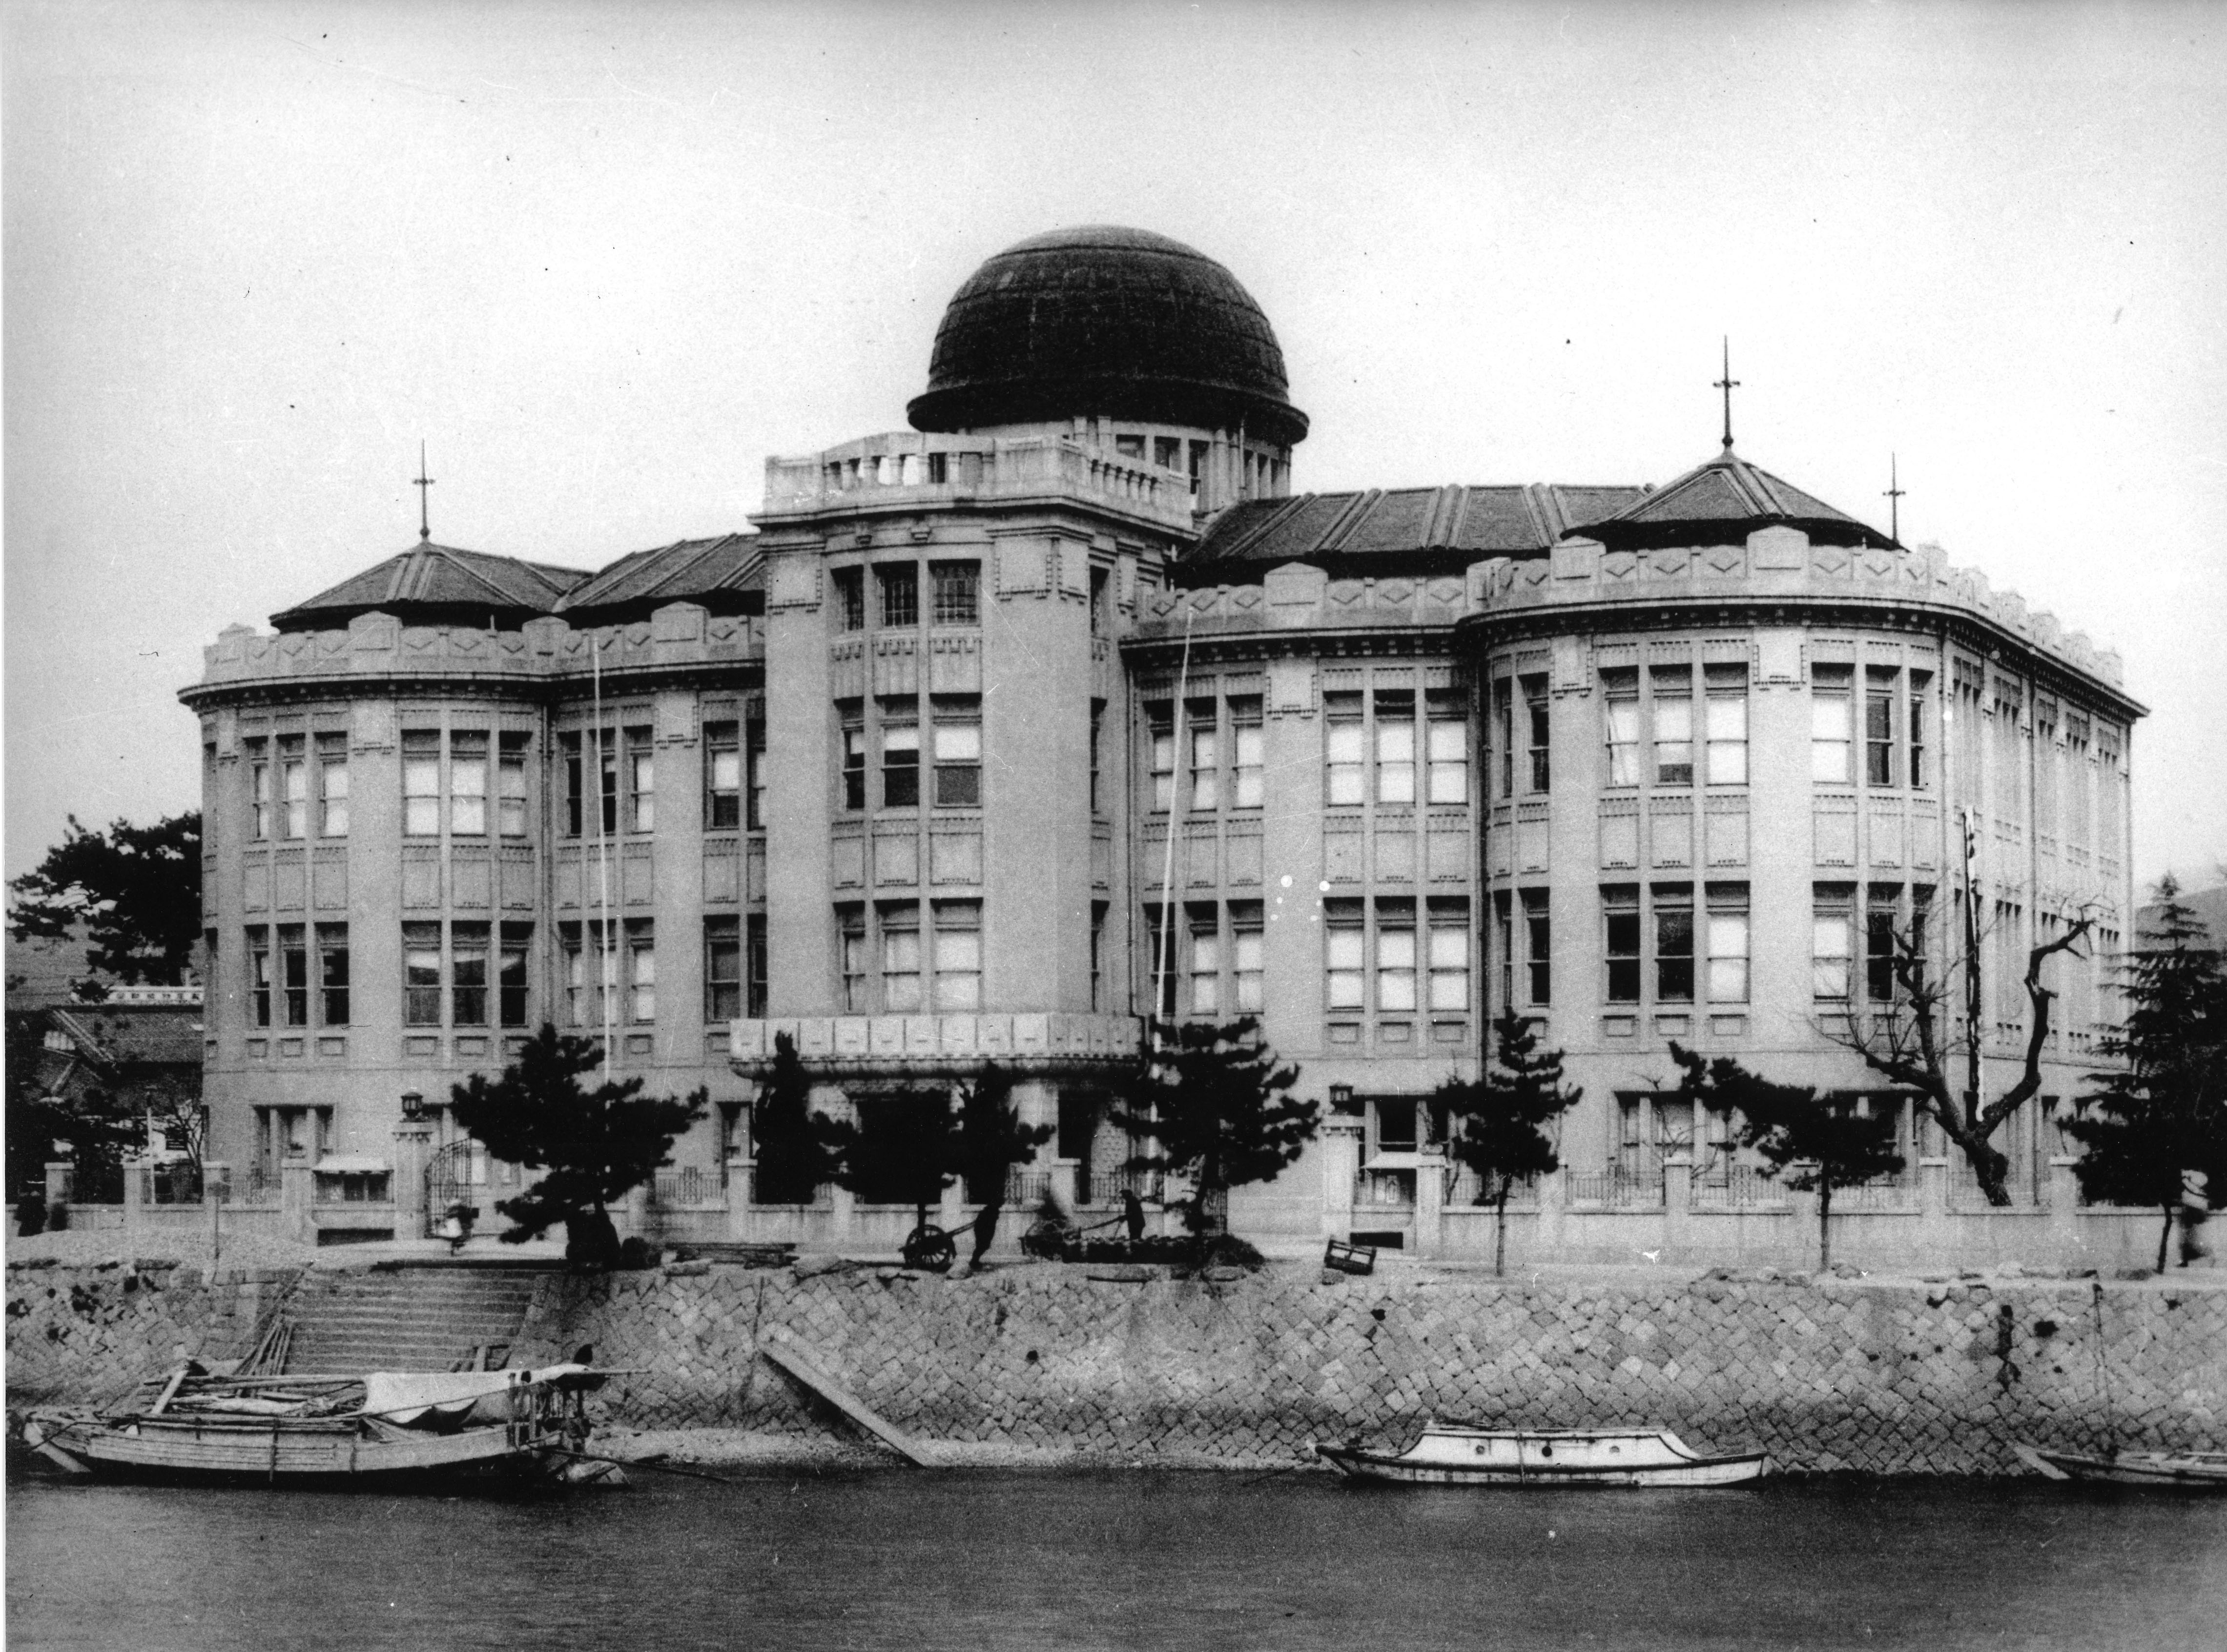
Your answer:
[10,1460,2225,1651]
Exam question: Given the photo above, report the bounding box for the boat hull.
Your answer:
[22,1412,573,1491]
[1316,1425,1770,1488]
[2019,1445,2227,1491]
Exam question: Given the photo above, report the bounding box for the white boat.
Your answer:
[1314,1421,1770,1487]
[2014,1443,2227,1490]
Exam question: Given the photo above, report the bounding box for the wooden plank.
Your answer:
[147,1367,191,1416]
[757,1339,938,1468]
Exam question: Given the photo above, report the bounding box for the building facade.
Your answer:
[181,225,2141,1255]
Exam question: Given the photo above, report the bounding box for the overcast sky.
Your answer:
[6,0,2224,892]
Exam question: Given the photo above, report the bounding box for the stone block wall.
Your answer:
[523,1264,2227,1475]
[5,1263,294,1407]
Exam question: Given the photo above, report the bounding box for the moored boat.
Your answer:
[1315,1421,1769,1487]
[18,1362,610,1490]
[2013,1443,2227,1490]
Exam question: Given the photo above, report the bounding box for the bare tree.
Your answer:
[1824,882,2094,1207]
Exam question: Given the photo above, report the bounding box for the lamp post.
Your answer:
[400,1089,424,1122]
[1329,1083,1355,1115]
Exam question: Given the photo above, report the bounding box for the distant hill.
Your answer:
[2136,883,2227,950]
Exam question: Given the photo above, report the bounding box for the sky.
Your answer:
[6,0,2225,892]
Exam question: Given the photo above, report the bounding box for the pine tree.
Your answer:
[1669,1043,1904,1273]
[820,1086,959,1231]
[449,1024,705,1268]
[8,812,203,986]
[1114,1017,1317,1241]
[2064,877,2227,1270]
[749,1032,840,1204]
[1436,1011,1582,1275]
[953,1062,1053,1263]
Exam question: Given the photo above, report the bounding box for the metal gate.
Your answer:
[424,1140,486,1239]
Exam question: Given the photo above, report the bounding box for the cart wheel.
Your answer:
[902,1225,956,1272]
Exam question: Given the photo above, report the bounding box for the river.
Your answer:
[9,1460,2226,1651]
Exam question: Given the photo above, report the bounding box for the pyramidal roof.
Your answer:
[556,533,762,623]
[1567,448,1896,551]
[269,542,591,632]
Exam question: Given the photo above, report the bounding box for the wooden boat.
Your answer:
[2013,1443,2227,1490]
[18,1362,610,1490]
[1315,1421,1770,1487]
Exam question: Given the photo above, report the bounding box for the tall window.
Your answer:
[278,924,308,1026]
[404,922,443,1025]
[841,713,866,811]
[316,736,349,836]
[278,736,308,838]
[747,914,769,1019]
[1425,693,1467,803]
[1427,900,1470,1012]
[1325,692,1365,805]
[625,920,656,1023]
[1652,669,1694,785]
[1524,677,1550,793]
[247,739,272,839]
[1813,888,1855,1000]
[747,717,767,830]
[451,922,489,1026]
[1375,691,1416,804]
[1909,673,1931,790]
[1492,679,1514,799]
[838,906,867,1012]
[933,701,982,806]
[1604,886,1641,1003]
[1811,665,1854,783]
[1325,901,1366,1012]
[1376,900,1417,1013]
[1603,671,1640,787]
[1705,665,1748,784]
[499,923,530,1027]
[929,560,979,625]
[878,564,918,628]
[1232,903,1264,1013]
[932,902,981,1010]
[1654,885,1695,1003]
[1522,890,1552,1007]
[450,732,488,836]
[498,733,529,837]
[1231,698,1264,809]
[1866,669,1898,787]
[316,924,350,1025]
[832,567,865,632]
[1705,887,1749,1003]
[705,721,742,829]
[1188,911,1220,1015]
[1866,886,1901,1002]
[697,913,742,1019]
[1189,707,1219,811]
[626,728,655,833]
[247,926,272,1025]
[1091,902,1109,1012]
[1090,701,1107,816]
[562,730,618,837]
[881,904,922,1011]
[1089,567,1109,635]
[403,732,441,836]
[1494,893,1515,1013]
[882,712,920,807]
[1147,705,1175,812]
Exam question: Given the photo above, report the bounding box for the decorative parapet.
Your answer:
[759,431,1195,533]
[183,602,762,704]
[728,1012,1141,1074]
[1132,530,2128,699]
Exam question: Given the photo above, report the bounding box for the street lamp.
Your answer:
[1328,1083,1355,1115]
[399,1089,425,1122]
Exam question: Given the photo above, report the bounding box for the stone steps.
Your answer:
[278,1267,552,1373]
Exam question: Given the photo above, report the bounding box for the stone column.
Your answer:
[2048,1154,2082,1248]
[122,1157,149,1240]
[203,1162,230,1265]
[1918,1155,1950,1266]
[44,1161,74,1225]
[280,1159,315,1244]
[1414,1150,1447,1259]
[1537,1166,1566,1254]
[829,1183,858,1249]
[1319,1117,1362,1240]
[727,1159,756,1241]
[1050,1158,1080,1218]
[622,1181,651,1244]
[392,1122,434,1241]
[1662,1154,1694,1260]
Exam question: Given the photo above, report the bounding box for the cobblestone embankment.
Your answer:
[14,1260,2224,1475]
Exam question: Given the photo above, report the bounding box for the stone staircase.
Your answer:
[276,1264,557,1374]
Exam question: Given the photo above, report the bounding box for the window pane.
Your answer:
[1654,695,1693,785]
[1605,697,1639,786]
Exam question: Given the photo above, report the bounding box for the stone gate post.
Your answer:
[1319,1116,1362,1240]
[392,1121,434,1240]
[1413,1149,1446,1259]
[1662,1155,1693,1260]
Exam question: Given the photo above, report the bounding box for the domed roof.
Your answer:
[906,226,1308,447]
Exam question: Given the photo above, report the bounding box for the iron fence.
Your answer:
[654,1166,727,1207]
[1004,1167,1052,1209]
[140,1163,204,1206]
[1689,1163,1779,1209]
[1565,1166,1665,1209]
[1831,1173,1914,1212]
[1085,1168,1162,1206]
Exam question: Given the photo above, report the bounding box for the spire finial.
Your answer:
[1713,338,1740,452]
[413,442,435,542]
[1884,452,1906,544]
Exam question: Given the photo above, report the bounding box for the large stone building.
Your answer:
[182,225,2141,1255]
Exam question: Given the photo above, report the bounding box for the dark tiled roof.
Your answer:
[46,1004,205,1068]
[1182,484,1649,583]
[907,225,1308,447]
[1568,448,1895,550]
[270,543,591,632]
[556,533,763,624]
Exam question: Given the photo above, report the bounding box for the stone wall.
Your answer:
[4,1262,291,1407]
[15,1260,2221,1476]
[523,1263,2225,1475]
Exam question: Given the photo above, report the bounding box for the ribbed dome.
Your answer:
[907,226,1308,447]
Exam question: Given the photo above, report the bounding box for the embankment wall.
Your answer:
[12,1262,2223,1475]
